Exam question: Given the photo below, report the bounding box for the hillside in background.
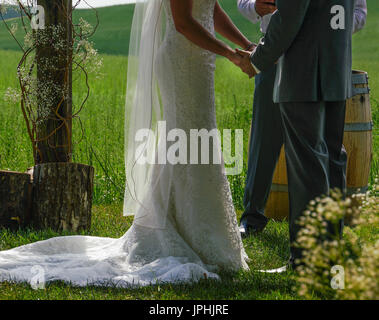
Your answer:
[0,6,20,20]
[0,0,378,58]
[0,1,261,55]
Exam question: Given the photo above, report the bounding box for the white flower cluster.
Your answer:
[294,183,379,300]
[78,17,94,37]
[75,38,103,78]
[3,87,21,104]
[35,24,67,50]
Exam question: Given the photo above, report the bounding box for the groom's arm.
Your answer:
[250,0,311,72]
[353,0,367,34]
[237,0,260,24]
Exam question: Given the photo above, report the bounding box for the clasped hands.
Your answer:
[229,0,276,78]
[229,45,258,79]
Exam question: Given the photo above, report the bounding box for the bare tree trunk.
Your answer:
[36,0,72,164]
[26,2,93,232]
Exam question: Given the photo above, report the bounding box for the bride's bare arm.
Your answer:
[214,1,251,49]
[170,0,241,65]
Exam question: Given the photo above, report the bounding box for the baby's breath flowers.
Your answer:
[75,39,103,77]
[4,87,21,104]
[294,180,379,300]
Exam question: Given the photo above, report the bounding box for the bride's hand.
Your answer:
[235,49,257,79]
[226,49,243,66]
[226,49,256,79]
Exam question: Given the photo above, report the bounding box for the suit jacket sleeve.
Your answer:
[353,0,367,34]
[250,0,311,71]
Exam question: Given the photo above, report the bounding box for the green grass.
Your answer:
[0,1,378,300]
[351,0,379,181]
[0,205,376,300]
[0,207,299,300]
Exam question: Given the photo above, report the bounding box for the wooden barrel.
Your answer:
[265,147,288,220]
[344,70,373,195]
[264,70,373,220]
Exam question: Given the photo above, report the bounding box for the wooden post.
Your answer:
[36,0,72,164]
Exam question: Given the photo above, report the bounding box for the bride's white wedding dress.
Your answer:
[0,0,248,287]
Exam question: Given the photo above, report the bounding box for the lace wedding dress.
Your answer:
[0,0,248,287]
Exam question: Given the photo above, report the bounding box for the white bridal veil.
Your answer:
[123,0,175,229]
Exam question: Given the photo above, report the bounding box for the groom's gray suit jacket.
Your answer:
[251,0,355,103]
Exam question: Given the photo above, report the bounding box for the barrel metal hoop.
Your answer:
[271,184,289,193]
[344,121,373,132]
[351,73,368,85]
[352,86,370,96]
[347,186,368,195]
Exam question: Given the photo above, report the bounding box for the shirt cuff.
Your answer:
[252,63,260,74]
[249,50,261,74]
[237,0,261,24]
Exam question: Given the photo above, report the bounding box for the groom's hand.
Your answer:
[236,48,257,79]
[255,0,277,17]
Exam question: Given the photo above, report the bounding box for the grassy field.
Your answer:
[0,203,376,300]
[0,1,378,300]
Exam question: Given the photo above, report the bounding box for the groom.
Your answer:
[237,0,367,237]
[237,0,355,269]
[238,0,367,237]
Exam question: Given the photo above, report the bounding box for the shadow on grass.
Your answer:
[243,220,290,270]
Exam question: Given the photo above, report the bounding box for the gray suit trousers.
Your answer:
[280,100,347,261]
[242,64,284,227]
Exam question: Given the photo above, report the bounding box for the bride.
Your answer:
[0,0,254,287]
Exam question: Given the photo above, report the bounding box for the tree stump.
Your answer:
[32,162,94,232]
[0,170,32,230]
